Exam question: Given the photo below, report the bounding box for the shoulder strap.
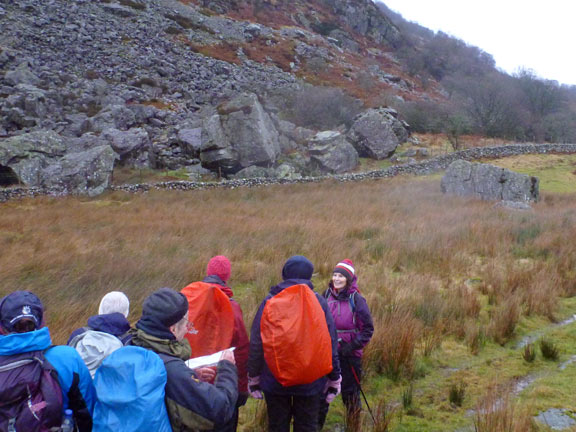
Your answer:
[349,292,356,313]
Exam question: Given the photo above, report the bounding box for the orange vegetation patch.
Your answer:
[175,36,241,65]
[226,0,335,28]
[135,99,177,111]
[242,37,296,71]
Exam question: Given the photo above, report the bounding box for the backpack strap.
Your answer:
[349,292,357,326]
[349,292,356,314]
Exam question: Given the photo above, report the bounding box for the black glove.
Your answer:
[339,341,355,357]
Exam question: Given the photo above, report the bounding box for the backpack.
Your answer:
[92,346,172,432]
[181,282,235,357]
[68,330,123,378]
[0,349,63,432]
[260,284,333,387]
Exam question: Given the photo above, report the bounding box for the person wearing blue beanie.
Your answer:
[247,256,341,432]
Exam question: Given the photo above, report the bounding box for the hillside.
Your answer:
[1,0,575,197]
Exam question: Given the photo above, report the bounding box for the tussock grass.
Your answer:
[474,384,537,432]
[2,178,575,344]
[2,176,576,429]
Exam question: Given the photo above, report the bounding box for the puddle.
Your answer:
[511,374,537,395]
[559,355,576,371]
[535,408,576,430]
[516,314,576,349]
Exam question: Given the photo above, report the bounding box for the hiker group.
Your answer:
[0,255,374,432]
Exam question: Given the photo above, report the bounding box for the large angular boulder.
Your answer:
[0,131,116,195]
[200,93,281,174]
[441,160,539,202]
[101,127,151,168]
[308,131,358,174]
[347,108,409,160]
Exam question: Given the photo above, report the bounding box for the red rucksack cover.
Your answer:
[261,284,333,387]
[181,282,235,358]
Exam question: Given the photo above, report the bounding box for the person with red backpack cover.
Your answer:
[318,260,374,429]
[247,255,341,432]
[182,255,250,432]
[0,291,96,431]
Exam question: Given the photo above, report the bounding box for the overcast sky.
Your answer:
[379,0,576,86]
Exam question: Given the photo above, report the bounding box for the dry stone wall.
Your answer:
[2,143,576,202]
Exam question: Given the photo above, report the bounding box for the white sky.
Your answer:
[379,0,576,86]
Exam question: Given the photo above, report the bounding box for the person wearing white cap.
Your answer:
[98,291,130,317]
[68,291,132,346]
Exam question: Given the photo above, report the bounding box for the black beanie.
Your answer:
[142,288,188,327]
[282,255,314,281]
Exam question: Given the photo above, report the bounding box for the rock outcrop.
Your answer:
[441,160,539,202]
[0,131,116,195]
[200,93,281,174]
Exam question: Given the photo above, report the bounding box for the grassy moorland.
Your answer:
[2,164,576,431]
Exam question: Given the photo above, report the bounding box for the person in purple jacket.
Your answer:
[247,255,342,432]
[318,259,374,429]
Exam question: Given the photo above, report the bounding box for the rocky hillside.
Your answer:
[0,0,435,195]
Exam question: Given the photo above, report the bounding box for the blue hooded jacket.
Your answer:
[0,326,96,431]
[247,256,341,396]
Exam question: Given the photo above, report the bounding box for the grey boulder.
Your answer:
[101,127,151,167]
[0,130,116,195]
[200,93,281,174]
[441,160,539,202]
[347,108,409,160]
[308,131,358,174]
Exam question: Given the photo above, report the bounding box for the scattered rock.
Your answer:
[535,409,576,430]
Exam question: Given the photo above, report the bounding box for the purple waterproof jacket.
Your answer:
[324,276,374,358]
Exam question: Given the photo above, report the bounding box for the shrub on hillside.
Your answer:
[273,85,363,130]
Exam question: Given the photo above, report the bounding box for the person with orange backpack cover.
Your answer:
[181,255,250,432]
[318,259,374,429]
[247,255,341,432]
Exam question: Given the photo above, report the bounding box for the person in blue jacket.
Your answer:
[0,290,96,431]
[247,255,342,432]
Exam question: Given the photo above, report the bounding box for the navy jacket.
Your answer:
[68,312,132,345]
[247,279,341,396]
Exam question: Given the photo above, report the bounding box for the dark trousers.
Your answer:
[215,392,247,432]
[215,407,239,432]
[265,393,321,432]
[318,356,362,430]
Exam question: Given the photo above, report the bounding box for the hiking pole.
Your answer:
[345,356,376,424]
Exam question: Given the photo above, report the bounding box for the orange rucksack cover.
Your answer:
[261,284,333,387]
[181,282,235,358]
